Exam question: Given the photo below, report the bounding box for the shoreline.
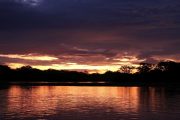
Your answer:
[1,81,180,87]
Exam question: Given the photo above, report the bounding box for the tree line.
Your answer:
[0,61,179,85]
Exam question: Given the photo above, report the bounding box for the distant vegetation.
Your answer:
[0,61,180,85]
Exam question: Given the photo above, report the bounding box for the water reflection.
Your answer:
[7,86,139,115]
[139,87,166,112]
[0,86,180,120]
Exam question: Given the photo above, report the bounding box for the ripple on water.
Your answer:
[0,86,180,120]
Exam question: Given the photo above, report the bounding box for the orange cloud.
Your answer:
[0,54,58,61]
[3,54,144,73]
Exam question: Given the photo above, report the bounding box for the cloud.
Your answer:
[1,0,180,30]
[0,54,58,61]
[0,0,179,72]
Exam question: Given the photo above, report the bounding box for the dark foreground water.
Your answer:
[0,86,180,120]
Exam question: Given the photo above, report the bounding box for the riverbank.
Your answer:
[1,81,180,87]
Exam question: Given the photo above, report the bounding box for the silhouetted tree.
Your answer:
[155,61,178,72]
[118,65,135,74]
[17,66,33,71]
[138,63,153,73]
[0,65,11,73]
[0,61,179,85]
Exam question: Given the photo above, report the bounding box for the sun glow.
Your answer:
[2,54,143,73]
[6,62,122,73]
[33,64,120,73]
[8,63,25,69]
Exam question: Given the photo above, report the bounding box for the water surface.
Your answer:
[0,86,180,120]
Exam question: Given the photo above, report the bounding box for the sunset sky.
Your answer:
[0,0,180,73]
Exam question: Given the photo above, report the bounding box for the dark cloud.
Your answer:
[1,0,180,29]
[0,0,180,67]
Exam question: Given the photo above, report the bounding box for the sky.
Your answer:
[0,0,180,73]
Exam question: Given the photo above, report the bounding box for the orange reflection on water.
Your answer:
[148,87,166,111]
[7,86,58,117]
[7,86,141,118]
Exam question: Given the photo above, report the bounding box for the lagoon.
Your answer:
[0,86,180,120]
